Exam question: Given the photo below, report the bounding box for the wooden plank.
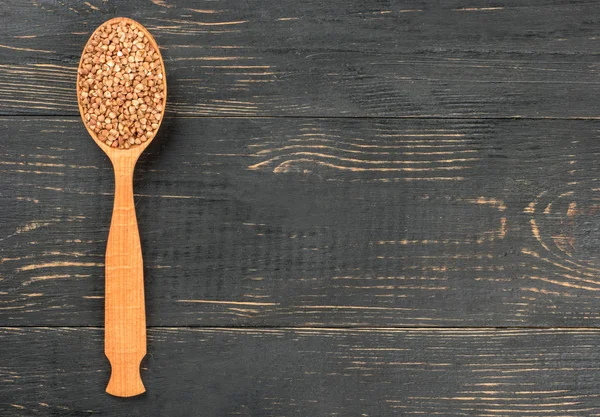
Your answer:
[2,116,600,327]
[2,0,600,117]
[3,327,600,416]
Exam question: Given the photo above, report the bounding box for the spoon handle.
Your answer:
[104,153,146,397]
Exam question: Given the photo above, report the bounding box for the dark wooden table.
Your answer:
[3,1,600,415]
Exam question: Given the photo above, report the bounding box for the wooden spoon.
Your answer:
[76,17,167,397]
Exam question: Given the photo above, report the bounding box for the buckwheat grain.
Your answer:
[78,20,165,149]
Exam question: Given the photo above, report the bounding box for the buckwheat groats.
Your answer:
[77,19,166,149]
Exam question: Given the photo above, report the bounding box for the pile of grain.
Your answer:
[78,20,165,149]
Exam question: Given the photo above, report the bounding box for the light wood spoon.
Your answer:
[76,17,167,397]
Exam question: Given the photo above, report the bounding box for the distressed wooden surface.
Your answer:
[3,117,600,327]
[3,0,600,415]
[2,0,600,117]
[4,327,600,416]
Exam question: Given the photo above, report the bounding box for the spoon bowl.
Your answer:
[77,17,167,155]
[76,17,167,398]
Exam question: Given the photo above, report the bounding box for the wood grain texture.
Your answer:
[3,1,600,411]
[103,151,147,397]
[3,327,600,416]
[2,116,600,327]
[2,0,600,117]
